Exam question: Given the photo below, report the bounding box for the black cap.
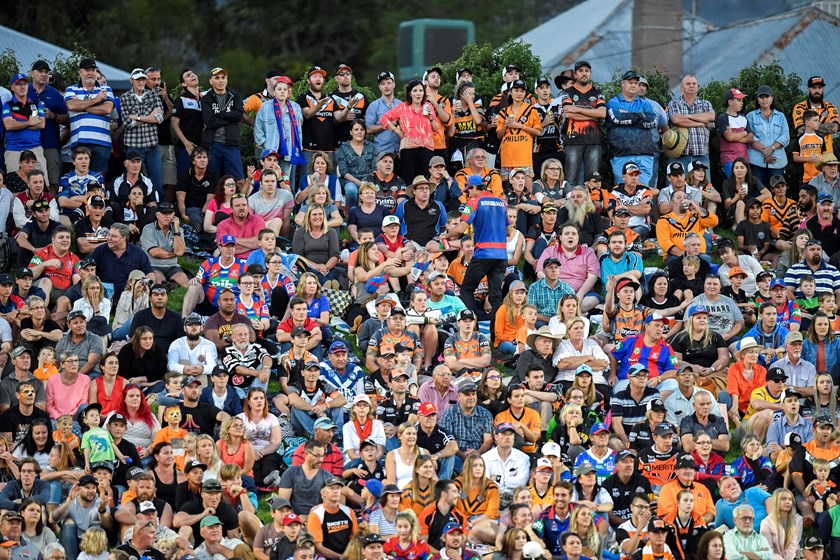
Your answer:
[107,413,127,425]
[509,79,527,91]
[265,69,282,80]
[622,70,641,81]
[184,459,207,473]
[78,257,96,269]
[653,423,675,436]
[246,263,266,276]
[648,516,670,532]
[544,257,561,268]
[88,195,106,207]
[79,474,98,487]
[503,64,521,74]
[667,162,685,175]
[805,537,824,550]
[377,71,395,83]
[32,199,50,211]
[183,313,202,325]
[79,58,97,70]
[202,479,223,492]
[574,61,591,71]
[210,366,228,377]
[125,151,143,161]
[31,60,50,71]
[291,326,311,338]
[586,171,602,182]
[16,268,33,278]
[535,77,551,88]
[647,398,666,412]
[808,76,826,88]
[766,367,788,382]
[126,466,145,480]
[0,274,13,285]
[389,307,406,317]
[458,309,476,321]
[363,534,386,547]
[157,202,175,213]
[90,461,114,472]
[675,453,697,470]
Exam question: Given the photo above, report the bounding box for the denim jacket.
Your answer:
[746,108,789,169]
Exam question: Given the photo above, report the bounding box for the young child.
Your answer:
[751,271,773,307]
[155,371,185,414]
[53,414,80,454]
[383,510,431,560]
[394,343,418,392]
[723,267,754,326]
[806,458,837,513]
[793,110,827,184]
[425,211,463,265]
[80,404,126,473]
[33,346,58,382]
[735,199,773,261]
[672,255,704,302]
[219,463,259,517]
[155,537,180,560]
[818,292,840,335]
[516,304,538,354]
[181,433,198,466]
[77,526,109,560]
[151,406,189,470]
[796,275,820,328]
[272,510,304,560]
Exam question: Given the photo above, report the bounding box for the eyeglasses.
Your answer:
[696,440,712,445]
[337,72,351,77]
[63,358,79,363]
[224,181,237,187]
[486,375,502,380]
[546,167,561,171]
[268,260,282,265]
[306,451,325,459]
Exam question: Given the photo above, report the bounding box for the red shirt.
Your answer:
[30,245,79,290]
[291,441,344,476]
[216,213,267,259]
[277,317,320,336]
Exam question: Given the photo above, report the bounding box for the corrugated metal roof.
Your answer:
[0,24,130,89]
[770,16,840,101]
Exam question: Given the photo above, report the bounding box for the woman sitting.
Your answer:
[343,395,386,461]
[730,434,773,490]
[111,271,151,341]
[17,295,62,357]
[295,151,344,211]
[336,119,377,212]
[759,488,801,560]
[116,384,161,463]
[203,176,236,238]
[295,184,344,229]
[20,496,57,553]
[117,327,167,394]
[292,204,341,287]
[803,311,840,373]
[369,484,403,537]
[237,388,283,488]
[455,455,500,544]
[385,423,428,490]
[216,416,255,485]
[70,275,111,337]
[46,352,91,421]
[399,454,437,518]
[88,352,126,416]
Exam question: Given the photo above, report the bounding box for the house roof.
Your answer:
[0,24,131,90]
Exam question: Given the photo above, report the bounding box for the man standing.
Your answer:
[2,73,46,179]
[144,66,176,199]
[366,71,401,156]
[666,75,715,169]
[120,68,165,197]
[64,58,115,174]
[423,66,453,162]
[792,75,839,154]
[444,177,509,335]
[562,61,606,185]
[200,68,245,187]
[216,195,266,259]
[140,202,189,287]
[330,64,368,147]
[28,60,68,189]
[171,68,204,174]
[718,89,754,176]
[606,71,658,185]
[297,67,339,166]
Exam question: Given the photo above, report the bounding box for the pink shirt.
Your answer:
[380,102,436,151]
[416,379,459,417]
[216,213,267,259]
[46,374,91,419]
[535,244,600,292]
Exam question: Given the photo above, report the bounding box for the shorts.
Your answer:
[733,416,755,447]
[160,145,177,185]
[46,286,67,307]
[501,166,534,180]
[154,266,186,280]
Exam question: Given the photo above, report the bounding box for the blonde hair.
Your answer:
[359,181,377,196]
[220,416,248,443]
[303,203,330,233]
[307,184,335,206]
[219,463,242,481]
[558,403,583,427]
[685,310,714,347]
[82,274,106,308]
[196,434,222,473]
[569,503,601,555]
[79,527,107,555]
[768,488,799,552]
[396,510,421,542]
[296,272,323,300]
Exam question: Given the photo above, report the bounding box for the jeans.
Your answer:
[112,320,132,341]
[438,455,455,480]
[564,144,602,186]
[177,146,192,176]
[130,145,163,200]
[498,341,517,355]
[650,153,661,189]
[290,406,344,437]
[209,142,245,180]
[59,520,79,560]
[343,181,359,209]
[49,480,71,505]
[279,161,298,195]
[722,161,734,177]
[611,155,655,186]
[186,207,205,233]
[750,165,778,187]
[79,143,111,175]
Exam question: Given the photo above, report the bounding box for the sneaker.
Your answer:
[263,470,281,488]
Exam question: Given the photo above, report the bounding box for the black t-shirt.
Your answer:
[113,438,141,488]
[171,91,204,145]
[19,220,61,252]
[343,458,386,496]
[178,402,222,436]
[176,168,219,210]
[115,542,167,560]
[330,89,367,146]
[180,498,239,545]
[735,219,773,251]
[74,216,114,257]
[129,308,183,354]
[0,406,51,446]
[297,91,336,151]
[348,204,386,238]
[402,199,444,247]
[669,330,726,369]
[601,471,653,526]
[667,256,711,284]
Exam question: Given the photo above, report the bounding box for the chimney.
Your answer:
[632,0,684,86]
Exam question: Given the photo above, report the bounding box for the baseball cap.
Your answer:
[388,306,406,317]
[79,474,98,487]
[31,60,50,71]
[509,79,527,91]
[442,521,465,535]
[666,161,685,175]
[210,67,227,77]
[126,466,146,480]
[429,155,446,168]
[108,413,127,425]
[297,533,316,547]
[644,312,666,324]
[509,279,527,292]
[495,422,516,434]
[615,278,640,293]
[376,151,396,163]
[574,462,596,476]
[543,257,561,268]
[382,215,400,227]
[589,422,610,436]
[808,76,826,88]
[184,459,206,473]
[418,402,437,416]
[78,257,96,269]
[727,267,747,279]
[1,511,21,522]
[329,341,349,354]
[79,58,97,69]
[16,267,33,279]
[31,199,50,211]
[290,326,311,338]
[621,70,640,81]
[377,71,395,82]
[183,313,203,325]
[654,423,676,436]
[219,234,236,246]
[627,363,649,377]
[541,441,562,457]
[647,398,666,412]
[766,367,788,382]
[756,85,774,97]
[622,162,641,175]
[10,346,32,359]
[138,500,157,514]
[458,379,478,393]
[304,359,321,370]
[816,414,834,427]
[541,200,558,212]
[10,73,28,85]
[260,148,280,160]
[458,309,476,321]
[649,516,670,532]
[0,535,17,548]
[181,375,202,388]
[313,417,336,430]
[576,364,593,376]
[90,461,114,472]
[675,453,697,469]
[86,195,106,208]
[535,77,551,89]
[536,458,553,471]
[67,309,87,321]
[574,61,592,71]
[282,512,303,526]
[130,68,147,80]
[769,175,787,187]
[616,449,637,462]
[818,193,834,204]
[784,389,803,401]
[756,270,773,282]
[270,497,291,510]
[325,476,346,487]
[200,515,223,528]
[614,206,631,217]
[424,66,443,81]
[770,278,787,290]
[785,331,804,345]
[210,366,229,377]
[125,151,143,161]
[364,533,386,547]
[202,479,223,492]
[586,171,602,182]
[468,174,485,187]
[724,88,746,101]
[805,537,824,550]
[334,64,352,75]
[746,198,762,209]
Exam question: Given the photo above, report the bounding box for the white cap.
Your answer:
[382,215,400,227]
[541,441,562,457]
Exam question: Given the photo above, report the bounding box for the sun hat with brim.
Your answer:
[525,326,563,350]
[407,175,434,197]
[737,337,760,356]
[662,127,689,159]
[816,153,840,170]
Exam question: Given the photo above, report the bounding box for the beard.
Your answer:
[567,202,589,226]
[186,332,201,341]
[810,92,824,104]
[800,200,814,212]
[809,254,822,266]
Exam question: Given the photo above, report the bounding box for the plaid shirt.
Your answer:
[667,95,714,156]
[120,89,164,148]
[438,403,493,452]
[526,277,576,318]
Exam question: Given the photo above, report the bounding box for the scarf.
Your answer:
[274,99,306,166]
[354,417,373,443]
